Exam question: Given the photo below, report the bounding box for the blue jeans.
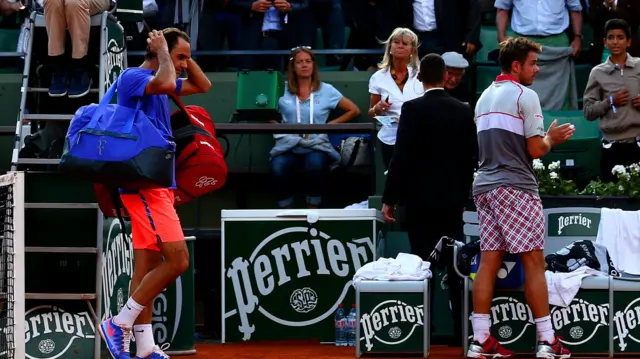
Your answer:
[271,151,330,208]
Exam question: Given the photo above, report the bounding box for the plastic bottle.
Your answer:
[347,304,357,346]
[334,304,347,346]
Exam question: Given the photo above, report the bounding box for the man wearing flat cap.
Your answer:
[442,51,474,105]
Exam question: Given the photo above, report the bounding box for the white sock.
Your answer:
[472,313,491,343]
[114,298,144,327]
[133,324,155,357]
[535,316,555,343]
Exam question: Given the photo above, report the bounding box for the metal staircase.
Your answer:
[10,9,126,359]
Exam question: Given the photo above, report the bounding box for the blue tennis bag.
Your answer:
[470,252,525,288]
[59,81,176,188]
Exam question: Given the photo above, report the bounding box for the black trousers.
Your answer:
[403,206,464,345]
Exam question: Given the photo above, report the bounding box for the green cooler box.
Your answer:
[101,219,196,356]
[355,280,430,357]
[543,111,602,181]
[236,70,285,113]
[221,209,385,343]
[467,291,536,354]
[613,279,640,355]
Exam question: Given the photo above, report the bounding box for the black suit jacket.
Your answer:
[382,89,478,210]
[402,0,482,52]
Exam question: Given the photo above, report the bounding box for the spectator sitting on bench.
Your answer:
[269,46,360,209]
[44,0,110,97]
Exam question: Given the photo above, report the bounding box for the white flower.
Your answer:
[532,159,545,171]
[548,161,561,171]
[612,165,627,176]
[630,163,640,174]
[549,172,558,179]
[619,185,625,191]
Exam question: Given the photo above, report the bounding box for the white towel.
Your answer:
[344,200,368,209]
[353,253,432,284]
[596,208,640,275]
[545,267,605,307]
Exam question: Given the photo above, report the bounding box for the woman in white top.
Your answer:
[367,27,425,168]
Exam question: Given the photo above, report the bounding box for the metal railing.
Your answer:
[127,48,384,57]
[216,123,375,135]
[0,48,386,65]
[0,52,23,57]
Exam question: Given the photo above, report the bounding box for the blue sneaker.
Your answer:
[99,318,132,359]
[48,69,67,97]
[68,68,92,98]
[135,345,170,358]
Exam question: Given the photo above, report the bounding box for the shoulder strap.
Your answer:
[168,93,231,158]
[86,82,118,129]
[173,124,213,139]
[108,186,130,229]
[169,93,189,113]
[85,74,146,134]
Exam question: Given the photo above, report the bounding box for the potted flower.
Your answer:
[541,161,640,208]
[580,163,640,197]
[471,160,640,209]
[533,159,579,196]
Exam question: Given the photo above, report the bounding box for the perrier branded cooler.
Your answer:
[355,280,430,357]
[221,209,385,343]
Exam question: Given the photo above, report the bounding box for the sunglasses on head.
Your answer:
[290,46,313,61]
[291,46,312,52]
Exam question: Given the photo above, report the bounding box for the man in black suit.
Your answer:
[381,53,478,346]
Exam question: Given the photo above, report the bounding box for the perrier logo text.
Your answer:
[614,296,640,351]
[101,219,134,320]
[557,214,592,235]
[25,305,95,359]
[479,296,534,344]
[225,226,374,341]
[550,298,608,345]
[361,300,424,351]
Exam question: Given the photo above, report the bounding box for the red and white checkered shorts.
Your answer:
[473,186,545,253]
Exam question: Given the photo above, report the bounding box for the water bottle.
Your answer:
[347,304,357,347]
[334,304,346,346]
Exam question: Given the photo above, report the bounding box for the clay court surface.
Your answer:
[180,342,612,359]
[190,342,458,358]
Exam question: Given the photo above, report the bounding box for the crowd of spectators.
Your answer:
[130,0,638,72]
[0,0,638,96]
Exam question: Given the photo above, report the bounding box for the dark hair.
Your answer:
[498,37,542,73]
[417,53,446,85]
[604,18,631,39]
[144,28,191,60]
